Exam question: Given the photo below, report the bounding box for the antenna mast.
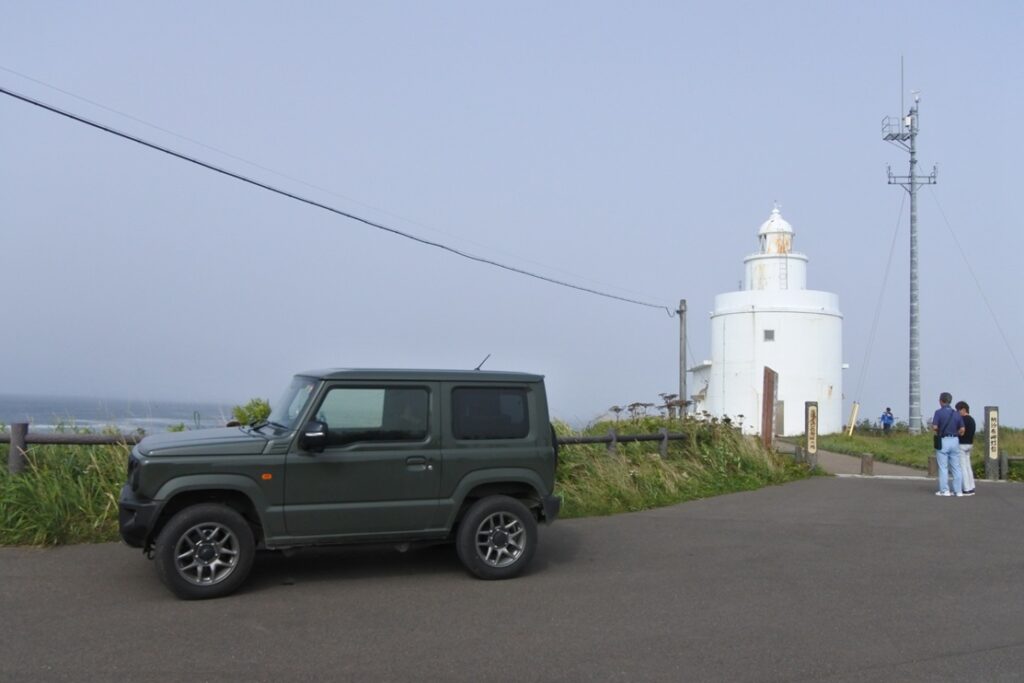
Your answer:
[882,91,937,434]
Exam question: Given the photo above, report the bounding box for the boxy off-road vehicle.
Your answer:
[118,369,561,599]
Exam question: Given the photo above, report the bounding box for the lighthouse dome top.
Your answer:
[756,204,795,255]
[758,205,793,236]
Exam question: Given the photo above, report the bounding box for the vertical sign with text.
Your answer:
[805,402,818,455]
[984,406,999,480]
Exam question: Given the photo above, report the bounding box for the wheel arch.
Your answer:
[446,469,547,530]
[148,475,268,549]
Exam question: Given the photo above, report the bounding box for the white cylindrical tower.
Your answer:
[703,207,844,435]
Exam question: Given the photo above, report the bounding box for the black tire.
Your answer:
[154,503,255,600]
[456,495,537,580]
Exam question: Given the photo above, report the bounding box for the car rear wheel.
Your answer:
[154,503,255,600]
[456,495,537,580]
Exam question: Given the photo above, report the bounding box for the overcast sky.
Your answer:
[2,1,1022,428]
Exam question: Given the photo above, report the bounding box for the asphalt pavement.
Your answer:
[2,474,1022,682]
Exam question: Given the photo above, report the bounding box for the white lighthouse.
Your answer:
[690,206,844,435]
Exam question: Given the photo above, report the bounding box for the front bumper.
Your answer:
[117,484,161,548]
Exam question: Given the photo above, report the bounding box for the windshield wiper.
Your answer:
[246,419,269,432]
[249,419,287,433]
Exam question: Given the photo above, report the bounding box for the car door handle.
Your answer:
[406,456,433,471]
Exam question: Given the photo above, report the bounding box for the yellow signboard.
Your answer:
[806,403,818,455]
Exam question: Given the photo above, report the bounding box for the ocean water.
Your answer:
[0,394,233,434]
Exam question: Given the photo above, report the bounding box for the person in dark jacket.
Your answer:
[956,401,977,496]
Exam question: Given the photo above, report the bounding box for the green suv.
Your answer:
[118,369,561,599]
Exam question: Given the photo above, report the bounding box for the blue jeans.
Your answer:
[936,436,963,494]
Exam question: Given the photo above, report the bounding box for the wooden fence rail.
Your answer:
[2,423,695,474]
[2,424,142,474]
[558,428,681,458]
[9,421,1017,479]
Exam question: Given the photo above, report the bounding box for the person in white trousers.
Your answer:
[956,401,976,496]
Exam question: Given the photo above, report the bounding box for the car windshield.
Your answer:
[266,376,318,431]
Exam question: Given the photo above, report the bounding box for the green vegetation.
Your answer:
[818,431,933,469]
[1,415,812,546]
[818,426,1024,481]
[232,398,271,425]
[555,416,812,518]
[0,442,127,545]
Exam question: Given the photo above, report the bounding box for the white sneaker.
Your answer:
[935,491,952,497]
[954,492,964,497]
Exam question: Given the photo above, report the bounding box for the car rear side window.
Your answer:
[452,387,529,440]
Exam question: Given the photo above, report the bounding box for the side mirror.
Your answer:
[299,420,328,453]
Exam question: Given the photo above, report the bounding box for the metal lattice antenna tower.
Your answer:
[882,92,937,434]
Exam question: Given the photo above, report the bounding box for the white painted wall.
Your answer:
[744,253,807,291]
[697,207,844,436]
[706,290,843,435]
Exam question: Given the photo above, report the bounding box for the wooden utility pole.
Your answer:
[678,299,687,416]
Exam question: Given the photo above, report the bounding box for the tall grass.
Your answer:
[0,442,127,545]
[0,416,812,546]
[555,416,811,518]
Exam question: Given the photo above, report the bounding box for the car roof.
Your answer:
[297,368,544,383]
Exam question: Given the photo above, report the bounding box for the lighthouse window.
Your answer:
[764,330,775,342]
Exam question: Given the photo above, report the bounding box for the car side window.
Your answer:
[452,387,530,440]
[316,386,429,446]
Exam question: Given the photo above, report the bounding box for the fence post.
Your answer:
[658,428,668,458]
[9,423,28,474]
[928,454,937,478]
[999,450,1008,480]
[860,453,874,476]
[606,428,617,455]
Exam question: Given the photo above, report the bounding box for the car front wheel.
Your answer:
[154,503,255,600]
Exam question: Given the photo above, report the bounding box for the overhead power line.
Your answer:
[0,85,675,315]
[928,189,1024,385]
[853,192,905,403]
[0,66,662,301]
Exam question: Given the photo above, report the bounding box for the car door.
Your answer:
[284,381,442,538]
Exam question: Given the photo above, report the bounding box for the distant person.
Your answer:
[956,401,976,496]
[880,407,895,435]
[932,392,965,497]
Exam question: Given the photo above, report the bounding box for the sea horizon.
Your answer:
[0,392,234,434]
